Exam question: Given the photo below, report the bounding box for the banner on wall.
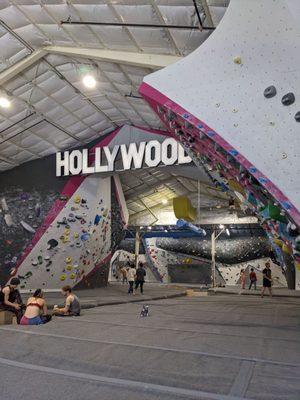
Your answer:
[56,138,191,177]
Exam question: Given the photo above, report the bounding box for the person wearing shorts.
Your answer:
[261,262,273,298]
[20,289,52,325]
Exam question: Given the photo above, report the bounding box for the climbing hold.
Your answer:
[32,259,38,266]
[38,256,43,264]
[20,220,36,234]
[232,108,238,113]
[233,56,242,64]
[70,273,76,279]
[75,241,82,248]
[20,193,29,201]
[60,274,67,281]
[281,92,295,106]
[4,214,13,227]
[282,153,287,159]
[66,265,73,271]
[74,195,81,204]
[94,214,101,225]
[35,203,41,217]
[65,257,72,264]
[295,111,300,122]
[74,232,79,239]
[264,86,277,98]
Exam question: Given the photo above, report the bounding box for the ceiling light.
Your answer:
[82,75,96,89]
[0,97,11,108]
[162,199,168,205]
[219,224,225,229]
[148,226,152,230]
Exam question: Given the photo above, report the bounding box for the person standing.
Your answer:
[120,265,128,284]
[0,278,25,324]
[261,262,273,298]
[135,262,146,294]
[248,267,257,290]
[240,269,246,290]
[127,264,136,294]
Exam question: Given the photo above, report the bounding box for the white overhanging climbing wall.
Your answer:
[140,0,300,289]
[14,176,113,291]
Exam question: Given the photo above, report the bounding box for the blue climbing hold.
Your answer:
[281,201,291,210]
[81,233,90,241]
[229,150,238,156]
[183,113,190,119]
[249,167,257,174]
[197,123,203,129]
[258,177,268,184]
[94,214,101,225]
[207,131,215,137]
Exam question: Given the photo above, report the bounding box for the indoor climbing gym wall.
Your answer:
[140,0,300,289]
[0,128,129,291]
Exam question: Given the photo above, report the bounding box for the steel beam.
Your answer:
[44,46,182,69]
[0,50,46,86]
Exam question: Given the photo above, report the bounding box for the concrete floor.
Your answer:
[0,294,299,400]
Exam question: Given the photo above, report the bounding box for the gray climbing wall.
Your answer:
[140,0,300,289]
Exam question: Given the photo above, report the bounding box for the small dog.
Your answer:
[140,305,149,317]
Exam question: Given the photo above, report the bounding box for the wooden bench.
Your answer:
[0,310,17,325]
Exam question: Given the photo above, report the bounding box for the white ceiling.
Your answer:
[0,0,229,172]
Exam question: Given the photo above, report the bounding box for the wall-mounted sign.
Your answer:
[56,138,192,177]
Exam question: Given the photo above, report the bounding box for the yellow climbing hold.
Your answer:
[65,257,72,264]
[60,274,67,281]
[74,195,81,204]
[64,228,70,236]
[282,244,292,255]
[66,265,73,271]
[233,56,242,64]
[70,273,76,279]
[274,238,283,248]
[74,232,79,239]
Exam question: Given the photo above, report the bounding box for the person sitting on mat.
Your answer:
[0,277,25,324]
[20,289,52,325]
[53,285,81,316]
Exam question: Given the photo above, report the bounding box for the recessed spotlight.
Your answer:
[0,97,11,108]
[162,199,168,205]
[83,75,96,88]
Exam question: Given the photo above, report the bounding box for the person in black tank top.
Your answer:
[0,278,25,323]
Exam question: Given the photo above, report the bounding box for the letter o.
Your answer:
[144,140,161,167]
[161,138,178,165]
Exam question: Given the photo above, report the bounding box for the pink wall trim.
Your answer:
[139,82,300,226]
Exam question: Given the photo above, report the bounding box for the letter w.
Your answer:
[120,142,146,170]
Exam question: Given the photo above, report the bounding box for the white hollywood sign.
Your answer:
[56,138,192,177]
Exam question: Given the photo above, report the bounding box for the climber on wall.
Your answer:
[0,277,25,324]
